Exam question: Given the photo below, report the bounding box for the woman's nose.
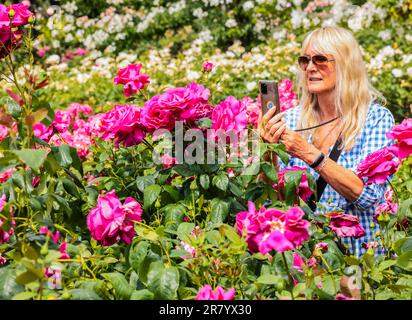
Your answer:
[306,59,317,72]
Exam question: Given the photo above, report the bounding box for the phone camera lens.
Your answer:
[261,83,268,94]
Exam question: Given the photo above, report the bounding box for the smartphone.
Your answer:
[259,80,280,117]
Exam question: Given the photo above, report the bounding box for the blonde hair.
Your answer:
[296,26,385,150]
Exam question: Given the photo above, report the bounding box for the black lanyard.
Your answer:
[294,116,340,132]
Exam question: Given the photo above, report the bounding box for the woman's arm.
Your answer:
[298,142,364,202]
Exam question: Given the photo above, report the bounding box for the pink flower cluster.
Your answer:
[34,102,102,158]
[329,212,366,238]
[241,96,260,128]
[0,3,33,58]
[0,195,15,244]
[278,79,298,112]
[100,104,146,147]
[236,201,310,254]
[387,118,412,160]
[141,82,212,133]
[357,147,399,184]
[212,96,248,135]
[0,124,8,142]
[0,168,16,183]
[195,285,235,300]
[39,226,70,259]
[202,61,213,72]
[87,190,143,246]
[274,166,313,203]
[114,63,150,97]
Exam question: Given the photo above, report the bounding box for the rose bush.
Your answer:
[0,1,411,301]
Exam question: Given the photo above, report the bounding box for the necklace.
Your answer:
[294,116,340,132]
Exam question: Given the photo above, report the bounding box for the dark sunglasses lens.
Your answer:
[298,56,309,69]
[313,55,329,65]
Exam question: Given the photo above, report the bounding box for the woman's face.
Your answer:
[304,46,336,94]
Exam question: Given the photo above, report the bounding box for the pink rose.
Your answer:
[59,242,70,260]
[274,166,313,202]
[67,102,93,118]
[33,122,53,142]
[236,202,310,254]
[212,96,247,133]
[9,3,33,27]
[195,285,235,300]
[293,252,305,271]
[279,79,297,112]
[357,147,399,184]
[52,110,73,133]
[160,154,176,169]
[202,61,213,72]
[314,242,328,251]
[100,104,146,147]
[386,118,412,160]
[113,63,150,97]
[0,254,6,265]
[362,241,379,249]
[0,124,8,142]
[0,195,6,212]
[329,212,366,238]
[241,96,260,127]
[86,190,142,246]
[0,168,16,183]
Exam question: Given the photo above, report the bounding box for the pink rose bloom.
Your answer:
[386,118,412,160]
[52,110,73,133]
[0,124,8,142]
[100,104,146,147]
[140,95,176,133]
[357,147,399,184]
[0,213,14,244]
[114,63,150,97]
[203,61,213,72]
[274,166,313,202]
[279,79,297,112]
[0,195,6,212]
[87,113,106,138]
[236,201,310,254]
[75,48,87,56]
[195,285,235,300]
[0,168,16,183]
[67,102,93,118]
[241,96,260,127]
[33,122,53,141]
[329,212,366,238]
[36,47,50,57]
[335,294,354,300]
[9,3,33,27]
[160,154,176,169]
[307,256,318,267]
[86,190,142,246]
[59,242,70,260]
[212,96,248,134]
[39,226,60,243]
[32,176,40,188]
[292,252,305,271]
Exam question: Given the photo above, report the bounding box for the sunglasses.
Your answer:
[298,55,335,70]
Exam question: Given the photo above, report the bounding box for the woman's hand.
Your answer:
[280,128,320,165]
[258,106,287,144]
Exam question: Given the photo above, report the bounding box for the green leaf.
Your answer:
[163,203,186,231]
[6,98,22,118]
[213,174,229,192]
[129,241,150,273]
[147,262,179,300]
[130,289,154,300]
[393,237,412,256]
[210,198,229,224]
[103,273,134,300]
[177,222,195,242]
[257,274,284,288]
[262,162,278,183]
[0,266,24,299]
[163,185,180,202]
[15,271,38,285]
[13,149,47,171]
[199,174,210,190]
[62,178,80,198]
[135,175,156,193]
[52,145,73,168]
[12,291,37,300]
[397,251,412,271]
[377,260,397,272]
[229,182,243,197]
[67,289,102,300]
[144,184,161,210]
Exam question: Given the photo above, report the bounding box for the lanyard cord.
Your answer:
[293,116,341,132]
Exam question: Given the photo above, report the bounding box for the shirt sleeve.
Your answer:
[349,105,396,211]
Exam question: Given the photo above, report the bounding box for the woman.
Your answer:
[258,26,395,257]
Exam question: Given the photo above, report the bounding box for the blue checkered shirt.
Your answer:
[278,103,395,256]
